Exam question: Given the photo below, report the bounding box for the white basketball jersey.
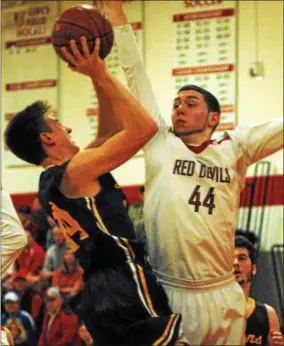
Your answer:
[114,24,283,284]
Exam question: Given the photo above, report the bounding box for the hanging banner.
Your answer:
[2,1,59,167]
[173,1,237,133]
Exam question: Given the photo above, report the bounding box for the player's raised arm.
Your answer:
[1,188,27,275]
[235,118,283,166]
[94,1,165,130]
[60,37,158,197]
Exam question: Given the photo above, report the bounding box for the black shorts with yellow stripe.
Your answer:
[79,238,181,345]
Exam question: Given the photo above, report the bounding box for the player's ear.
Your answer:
[208,112,220,129]
[252,264,257,276]
[40,132,55,146]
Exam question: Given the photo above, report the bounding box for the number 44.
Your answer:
[188,185,216,215]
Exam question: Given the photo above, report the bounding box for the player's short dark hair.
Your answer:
[178,85,221,133]
[235,235,257,265]
[139,186,145,193]
[4,101,52,165]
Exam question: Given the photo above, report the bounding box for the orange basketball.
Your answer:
[51,5,114,63]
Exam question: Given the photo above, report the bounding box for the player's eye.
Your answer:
[173,103,180,109]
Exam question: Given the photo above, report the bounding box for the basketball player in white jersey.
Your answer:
[94,2,284,344]
[1,187,27,345]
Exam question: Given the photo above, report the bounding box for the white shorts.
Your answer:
[160,272,246,345]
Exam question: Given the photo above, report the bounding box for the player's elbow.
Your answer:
[139,121,159,142]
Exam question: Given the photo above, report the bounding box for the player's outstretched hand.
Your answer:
[61,36,107,80]
[93,0,126,27]
[269,330,284,346]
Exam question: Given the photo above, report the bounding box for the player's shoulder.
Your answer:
[264,303,278,316]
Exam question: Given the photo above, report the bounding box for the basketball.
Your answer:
[51,5,114,63]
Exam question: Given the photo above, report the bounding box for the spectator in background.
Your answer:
[38,287,80,346]
[1,291,36,346]
[12,273,45,340]
[234,235,283,346]
[40,227,68,283]
[128,185,144,231]
[15,229,45,285]
[17,205,33,229]
[52,248,84,302]
[45,216,56,249]
[78,322,94,346]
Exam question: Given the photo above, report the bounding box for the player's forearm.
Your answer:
[85,84,123,149]
[93,71,158,137]
[114,24,162,124]
[245,118,284,164]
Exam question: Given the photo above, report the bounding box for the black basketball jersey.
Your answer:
[38,161,137,279]
[38,161,182,345]
[246,298,269,346]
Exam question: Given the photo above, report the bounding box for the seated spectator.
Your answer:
[17,205,33,230]
[1,291,36,346]
[40,227,68,283]
[128,185,144,231]
[38,287,81,346]
[12,273,45,340]
[15,229,45,284]
[52,248,84,300]
[78,322,94,346]
[45,216,56,249]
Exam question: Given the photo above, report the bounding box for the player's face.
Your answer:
[171,90,209,136]
[233,247,256,286]
[43,116,80,155]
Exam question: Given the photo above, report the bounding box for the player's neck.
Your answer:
[41,150,74,169]
[181,132,211,146]
[242,283,251,301]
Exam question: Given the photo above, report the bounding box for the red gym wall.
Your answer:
[10,175,284,209]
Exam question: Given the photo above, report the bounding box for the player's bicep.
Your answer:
[266,305,281,332]
[63,130,150,191]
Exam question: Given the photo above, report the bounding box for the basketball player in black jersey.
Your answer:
[4,37,184,345]
[234,235,283,346]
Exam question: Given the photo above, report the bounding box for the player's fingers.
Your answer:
[61,47,77,67]
[68,64,78,72]
[69,40,83,61]
[93,38,101,57]
[80,36,91,58]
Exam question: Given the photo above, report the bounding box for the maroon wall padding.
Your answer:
[10,175,283,210]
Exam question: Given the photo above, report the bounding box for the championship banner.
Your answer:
[172,0,237,133]
[86,0,143,140]
[2,1,59,167]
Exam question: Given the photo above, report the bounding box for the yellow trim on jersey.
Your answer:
[246,297,256,319]
[120,237,135,260]
[153,314,177,345]
[137,265,158,317]
[89,197,110,235]
[114,237,158,318]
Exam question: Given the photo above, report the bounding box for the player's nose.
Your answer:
[65,126,72,134]
[233,257,239,265]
